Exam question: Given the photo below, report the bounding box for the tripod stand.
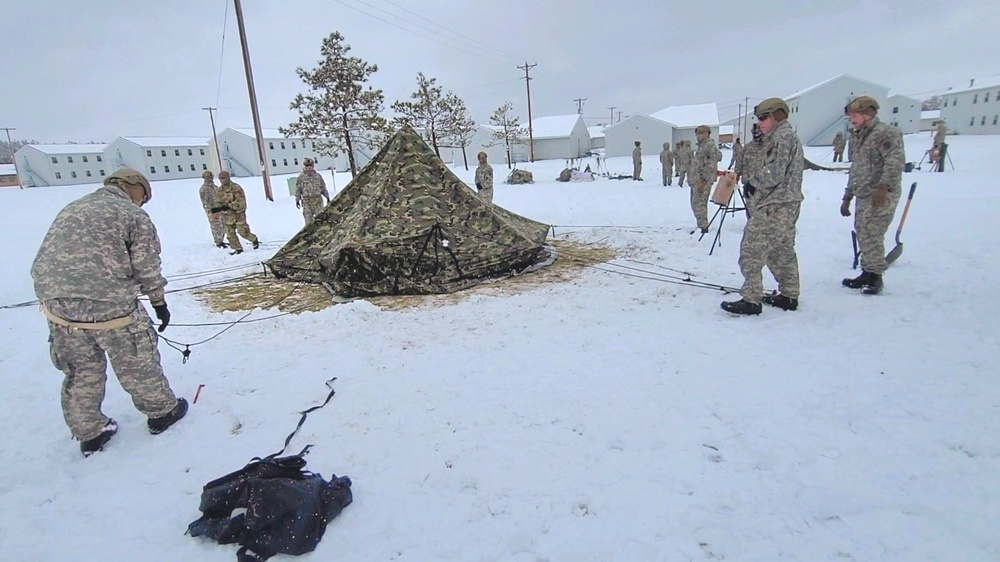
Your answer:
[699,180,748,255]
[916,142,955,171]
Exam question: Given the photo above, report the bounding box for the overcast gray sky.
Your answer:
[2,0,997,142]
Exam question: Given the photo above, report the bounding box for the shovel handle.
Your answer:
[895,182,917,235]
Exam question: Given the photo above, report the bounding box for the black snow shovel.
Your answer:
[885,182,917,266]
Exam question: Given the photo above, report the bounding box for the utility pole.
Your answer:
[202,107,224,172]
[233,0,273,201]
[615,110,624,123]
[518,62,537,162]
[1,127,21,189]
[573,97,587,114]
[607,106,616,124]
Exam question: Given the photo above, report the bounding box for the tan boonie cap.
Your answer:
[845,95,879,114]
[105,168,152,203]
[755,97,789,117]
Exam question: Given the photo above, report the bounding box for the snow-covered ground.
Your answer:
[1,132,998,561]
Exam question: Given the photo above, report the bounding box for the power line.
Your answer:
[332,0,518,66]
[573,97,587,114]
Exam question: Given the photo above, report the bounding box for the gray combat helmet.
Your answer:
[105,168,152,204]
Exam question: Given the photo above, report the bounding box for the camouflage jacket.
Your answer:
[846,117,905,199]
[679,145,694,167]
[735,138,763,179]
[691,138,721,186]
[632,146,642,163]
[295,170,328,202]
[833,134,846,151]
[744,119,804,207]
[475,163,493,190]
[216,180,248,214]
[728,142,742,170]
[199,181,218,213]
[32,185,167,315]
[659,147,674,167]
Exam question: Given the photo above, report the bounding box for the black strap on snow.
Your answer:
[259,377,338,462]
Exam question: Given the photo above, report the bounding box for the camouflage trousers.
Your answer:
[690,182,710,230]
[223,211,259,252]
[300,195,324,225]
[477,186,493,203]
[661,164,672,186]
[46,305,177,441]
[633,161,642,180]
[678,167,688,187]
[854,191,901,274]
[833,150,844,163]
[205,210,225,245]
[739,201,801,303]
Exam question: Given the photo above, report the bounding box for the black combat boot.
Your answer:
[252,240,260,250]
[80,419,118,457]
[842,271,873,289]
[148,398,189,435]
[861,273,883,295]
[231,249,243,255]
[762,293,798,311]
[216,242,228,249]
[720,299,762,315]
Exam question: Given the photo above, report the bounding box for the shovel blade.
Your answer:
[885,243,903,265]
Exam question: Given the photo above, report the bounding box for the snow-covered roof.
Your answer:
[120,136,210,147]
[719,125,734,135]
[23,143,108,155]
[921,110,941,119]
[230,127,290,140]
[784,73,890,100]
[887,92,920,102]
[943,75,1000,96]
[650,103,719,127]
[0,164,16,176]
[529,115,582,139]
[587,125,605,139]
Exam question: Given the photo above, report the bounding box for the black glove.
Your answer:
[476,183,482,190]
[210,206,229,214]
[152,304,170,333]
[744,183,756,197]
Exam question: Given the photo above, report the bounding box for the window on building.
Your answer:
[164,166,169,173]
[294,158,299,165]
[173,149,179,157]
[177,165,183,172]
[987,92,992,102]
[292,141,297,149]
[983,116,987,126]
[71,171,77,178]
[150,166,156,174]
[96,155,102,162]
[161,150,167,157]
[86,170,92,177]
[67,156,74,163]
[55,172,62,179]
[200,148,205,156]
[954,98,958,106]
[944,99,948,107]
[269,142,274,150]
[190,164,196,171]
[974,94,978,104]
[82,155,89,162]
[994,115,998,125]
[51,156,58,163]
[187,149,193,156]
[970,117,975,126]
[146,150,152,157]
[100,169,105,176]
[283,158,288,166]
[280,141,286,149]
[202,163,208,170]
[271,159,277,167]
[892,107,899,114]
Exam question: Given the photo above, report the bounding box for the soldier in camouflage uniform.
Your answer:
[674,140,683,177]
[659,142,674,186]
[475,151,494,202]
[632,141,643,180]
[722,98,805,315]
[727,137,743,171]
[199,170,226,248]
[31,168,187,456]
[678,140,694,187]
[840,95,905,295]
[832,132,846,163]
[690,126,722,233]
[212,170,259,254]
[294,158,329,225]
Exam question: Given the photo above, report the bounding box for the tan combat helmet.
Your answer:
[695,125,711,135]
[105,168,152,204]
[845,95,879,114]
[202,170,214,180]
[754,97,789,118]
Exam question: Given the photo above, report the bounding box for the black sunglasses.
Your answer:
[756,113,771,121]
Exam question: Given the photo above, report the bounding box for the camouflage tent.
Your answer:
[266,125,550,296]
[505,169,534,184]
